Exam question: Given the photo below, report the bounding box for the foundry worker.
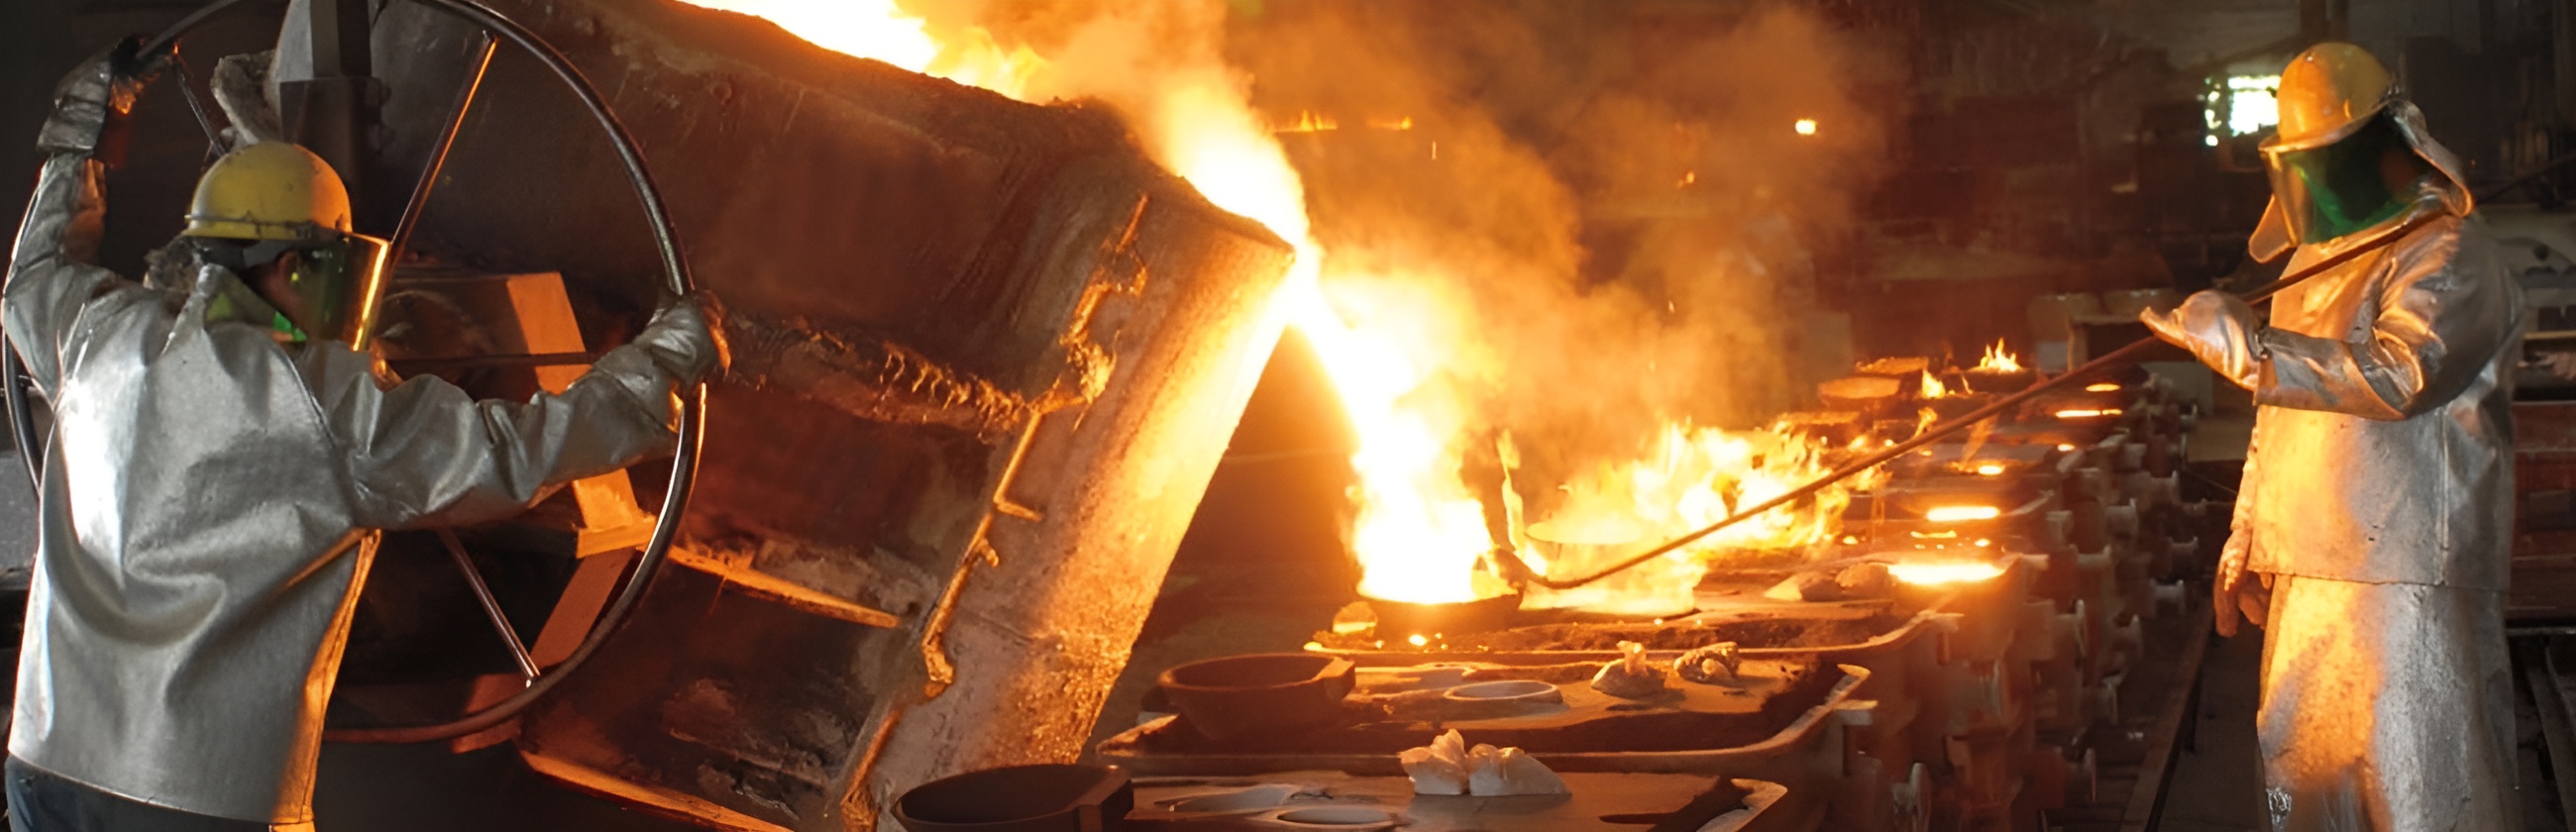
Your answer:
[2139,43,2521,831]
[2,44,724,831]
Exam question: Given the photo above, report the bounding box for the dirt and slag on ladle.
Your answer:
[1127,658,1844,757]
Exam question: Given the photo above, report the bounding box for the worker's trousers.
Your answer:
[5,757,273,832]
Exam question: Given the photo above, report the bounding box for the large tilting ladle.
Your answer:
[1491,209,2446,592]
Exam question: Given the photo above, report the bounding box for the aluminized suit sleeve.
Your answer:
[323,304,714,530]
[2254,221,2518,420]
[4,155,126,396]
[8,46,154,395]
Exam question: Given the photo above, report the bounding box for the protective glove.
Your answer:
[40,37,168,156]
[2211,529,2258,637]
[630,291,731,385]
[2138,290,2264,390]
[2211,448,2270,637]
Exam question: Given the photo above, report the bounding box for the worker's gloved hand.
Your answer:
[2211,485,2272,637]
[2138,290,2264,389]
[2212,530,2254,637]
[633,291,731,385]
[40,37,169,156]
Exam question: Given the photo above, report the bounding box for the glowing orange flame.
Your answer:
[677,0,1047,99]
[2084,382,2121,392]
[1296,280,1503,604]
[693,0,1771,612]
[1528,425,1851,614]
[2054,408,2122,419]
[1793,118,1819,136]
[1977,340,2023,373]
[1919,371,1947,399]
[1280,111,1340,134]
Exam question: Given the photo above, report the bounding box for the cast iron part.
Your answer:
[1157,653,1357,742]
[1,0,706,745]
[893,764,1134,832]
[1493,208,2445,592]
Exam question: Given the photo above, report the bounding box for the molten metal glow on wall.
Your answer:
[1924,505,2001,522]
[679,0,1851,610]
[1887,561,2004,585]
[675,0,1047,96]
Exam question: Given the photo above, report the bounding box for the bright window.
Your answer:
[2205,74,2281,144]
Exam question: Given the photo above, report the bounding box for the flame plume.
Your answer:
[682,0,1866,612]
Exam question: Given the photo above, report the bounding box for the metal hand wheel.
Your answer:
[1,0,704,744]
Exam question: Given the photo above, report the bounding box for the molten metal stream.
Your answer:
[1496,209,2443,591]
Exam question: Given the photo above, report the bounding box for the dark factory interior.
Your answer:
[0,0,2567,830]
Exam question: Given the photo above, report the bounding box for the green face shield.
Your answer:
[201,232,391,347]
[2262,114,2418,246]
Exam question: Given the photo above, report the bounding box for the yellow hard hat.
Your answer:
[181,142,353,241]
[2263,43,2397,154]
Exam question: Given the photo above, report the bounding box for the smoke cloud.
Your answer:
[921,0,1892,546]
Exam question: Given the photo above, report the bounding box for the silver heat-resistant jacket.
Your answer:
[2235,187,2520,588]
[3,152,706,823]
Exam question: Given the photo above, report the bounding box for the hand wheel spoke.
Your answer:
[437,528,539,682]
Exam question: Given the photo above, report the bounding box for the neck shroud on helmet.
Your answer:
[2249,43,2474,260]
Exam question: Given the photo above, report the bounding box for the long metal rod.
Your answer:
[1505,210,2445,591]
[167,52,226,151]
[385,351,597,372]
[437,528,539,680]
[410,0,695,296]
[385,34,495,262]
[142,0,251,58]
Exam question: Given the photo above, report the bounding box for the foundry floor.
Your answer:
[2152,630,2266,832]
[2155,628,2576,832]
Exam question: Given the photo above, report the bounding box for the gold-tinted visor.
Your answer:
[2261,114,2415,246]
[252,231,391,347]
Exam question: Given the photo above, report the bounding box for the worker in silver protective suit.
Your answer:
[2139,43,2522,831]
[2,44,724,831]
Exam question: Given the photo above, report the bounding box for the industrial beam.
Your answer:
[274,0,378,214]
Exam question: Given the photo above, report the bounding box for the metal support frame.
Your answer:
[439,528,538,681]
[276,0,380,208]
